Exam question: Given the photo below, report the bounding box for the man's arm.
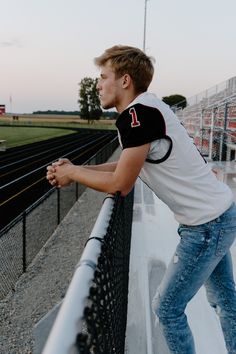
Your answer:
[83,161,118,172]
[46,144,150,196]
[50,158,118,172]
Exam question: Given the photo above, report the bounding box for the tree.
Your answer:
[78,77,102,123]
[162,94,187,110]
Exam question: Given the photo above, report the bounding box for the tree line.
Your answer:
[78,77,187,122]
[34,78,187,122]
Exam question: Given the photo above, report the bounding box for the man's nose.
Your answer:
[96,80,101,90]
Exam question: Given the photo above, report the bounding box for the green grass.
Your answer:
[0,116,116,131]
[0,126,77,148]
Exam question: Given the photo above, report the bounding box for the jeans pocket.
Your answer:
[177,227,209,262]
[215,228,236,257]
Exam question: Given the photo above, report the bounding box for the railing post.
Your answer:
[57,188,60,225]
[209,107,216,160]
[75,183,79,200]
[23,211,27,272]
[220,102,228,161]
[200,109,204,153]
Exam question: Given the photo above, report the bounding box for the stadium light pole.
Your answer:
[9,94,12,113]
[143,0,148,52]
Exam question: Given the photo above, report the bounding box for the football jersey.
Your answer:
[116,92,233,225]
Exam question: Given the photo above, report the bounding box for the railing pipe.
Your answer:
[42,195,114,354]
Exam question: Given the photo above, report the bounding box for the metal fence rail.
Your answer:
[176,94,236,161]
[172,76,236,109]
[42,190,134,354]
[0,137,119,300]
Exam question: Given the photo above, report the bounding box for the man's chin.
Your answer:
[101,103,113,110]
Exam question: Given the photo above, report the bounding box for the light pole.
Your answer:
[143,0,148,52]
[9,94,13,113]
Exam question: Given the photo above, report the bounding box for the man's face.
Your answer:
[97,61,124,111]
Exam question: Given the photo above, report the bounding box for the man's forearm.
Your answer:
[69,165,120,194]
[50,144,150,196]
[83,161,118,172]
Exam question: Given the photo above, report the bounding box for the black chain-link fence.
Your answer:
[76,190,134,354]
[0,138,119,300]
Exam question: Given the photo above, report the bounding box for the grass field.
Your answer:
[0,114,116,148]
[0,114,116,130]
[0,126,77,148]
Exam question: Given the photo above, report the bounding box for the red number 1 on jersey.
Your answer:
[129,107,141,128]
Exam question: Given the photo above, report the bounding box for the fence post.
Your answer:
[75,183,79,200]
[57,188,60,225]
[23,211,27,272]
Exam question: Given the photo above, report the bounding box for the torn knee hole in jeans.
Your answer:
[211,304,221,315]
[174,254,179,263]
[152,291,161,325]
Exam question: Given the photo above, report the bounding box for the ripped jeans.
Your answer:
[152,203,236,354]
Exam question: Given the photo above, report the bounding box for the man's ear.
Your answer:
[122,74,131,88]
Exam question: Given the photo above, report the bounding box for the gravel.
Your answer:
[0,148,121,354]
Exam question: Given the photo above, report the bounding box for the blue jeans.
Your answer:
[152,203,236,354]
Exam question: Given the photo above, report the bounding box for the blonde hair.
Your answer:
[94,45,155,93]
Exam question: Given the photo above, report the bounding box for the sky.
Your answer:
[0,0,236,113]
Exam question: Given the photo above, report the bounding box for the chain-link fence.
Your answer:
[42,190,134,354]
[0,138,119,300]
[76,191,133,354]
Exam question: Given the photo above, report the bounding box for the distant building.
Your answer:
[0,104,6,115]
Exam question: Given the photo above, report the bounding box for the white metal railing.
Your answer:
[187,76,236,107]
[42,195,114,354]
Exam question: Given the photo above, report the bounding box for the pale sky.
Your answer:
[0,0,236,113]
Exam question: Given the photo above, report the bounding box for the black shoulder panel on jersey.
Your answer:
[115,103,166,149]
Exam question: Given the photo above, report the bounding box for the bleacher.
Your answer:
[175,77,236,161]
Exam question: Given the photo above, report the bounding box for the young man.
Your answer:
[46,45,236,353]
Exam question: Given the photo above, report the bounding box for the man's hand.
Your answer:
[46,143,150,194]
[46,158,73,187]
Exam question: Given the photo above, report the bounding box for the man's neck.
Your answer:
[116,91,143,113]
